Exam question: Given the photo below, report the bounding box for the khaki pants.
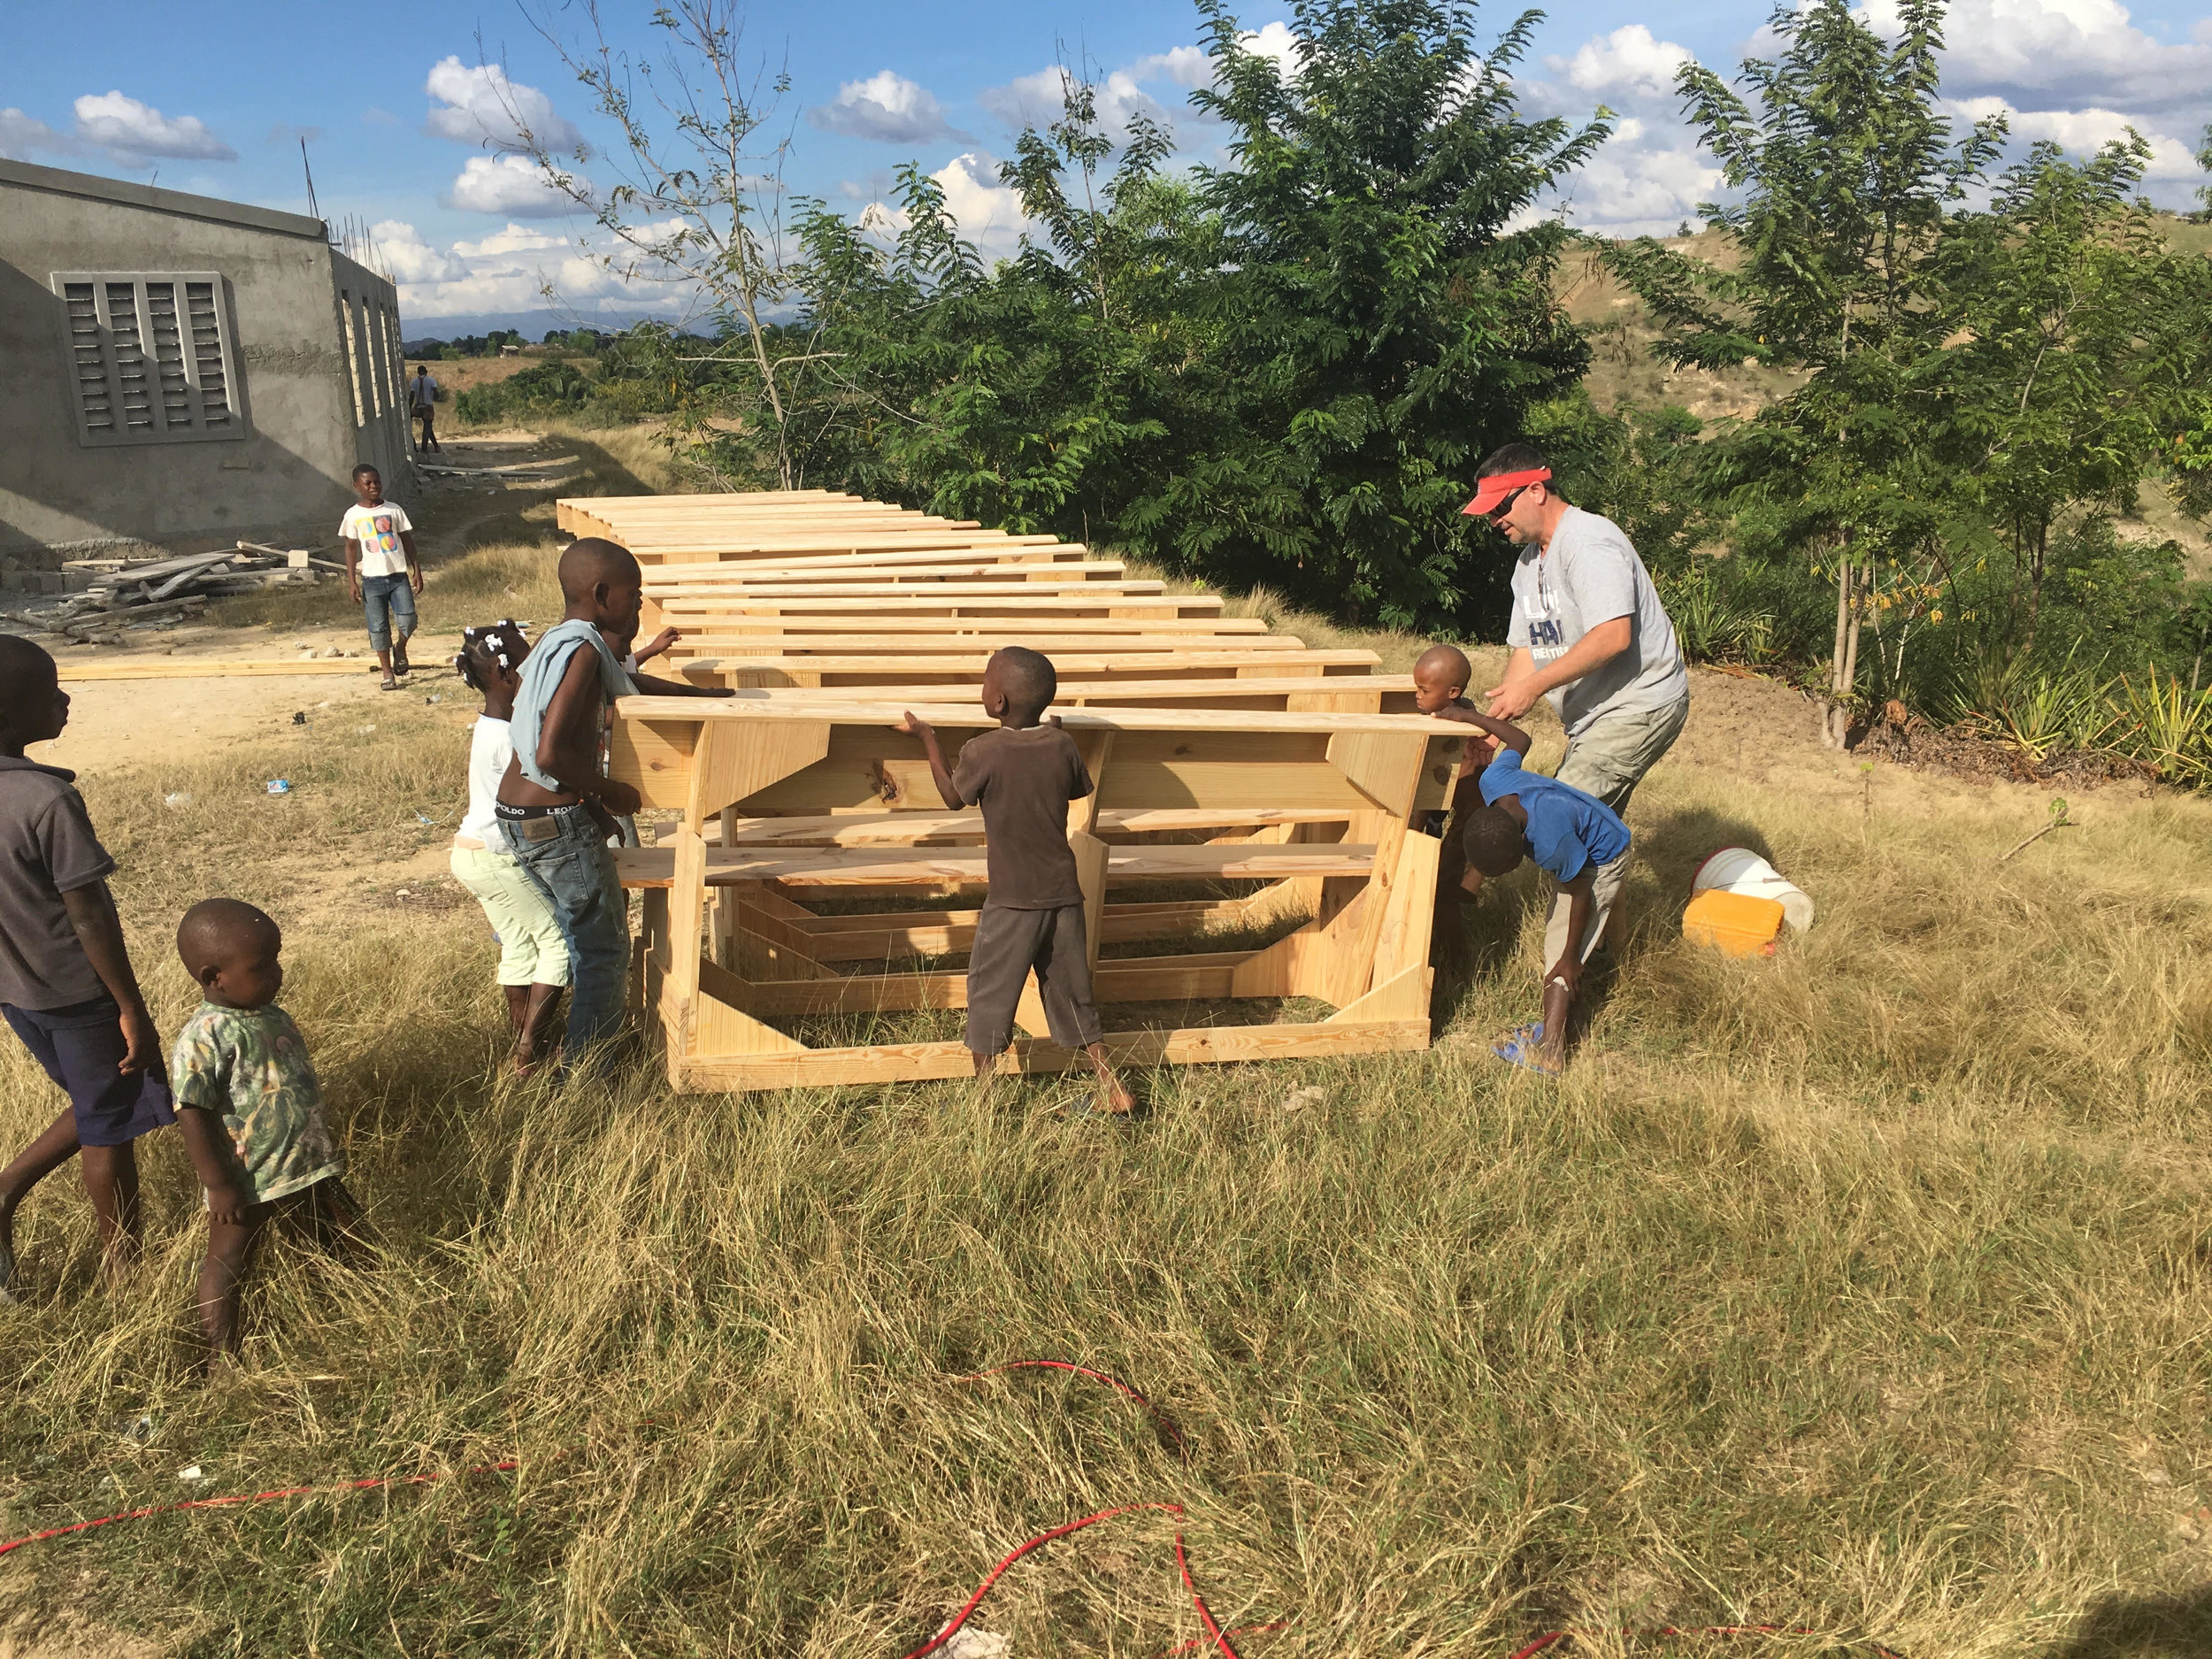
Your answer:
[1540,694,1689,971]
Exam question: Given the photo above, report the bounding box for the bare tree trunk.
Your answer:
[1824,539,1857,749]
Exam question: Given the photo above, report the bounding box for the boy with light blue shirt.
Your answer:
[1427,700,1631,1077]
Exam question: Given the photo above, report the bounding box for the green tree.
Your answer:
[1606,0,2004,745]
[1930,135,2186,649]
[1123,0,1607,627]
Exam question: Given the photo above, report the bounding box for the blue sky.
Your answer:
[3,0,2206,334]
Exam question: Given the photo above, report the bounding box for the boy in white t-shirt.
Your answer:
[338,465,423,691]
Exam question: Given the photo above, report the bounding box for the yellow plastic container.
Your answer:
[1683,889,1786,958]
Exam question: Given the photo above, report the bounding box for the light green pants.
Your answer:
[450,844,572,987]
[1541,694,1690,971]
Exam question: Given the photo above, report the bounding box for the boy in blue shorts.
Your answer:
[1427,700,1630,1076]
[0,636,173,1299]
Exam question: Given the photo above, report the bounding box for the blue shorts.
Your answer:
[4,995,176,1148]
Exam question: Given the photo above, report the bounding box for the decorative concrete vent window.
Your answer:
[52,272,243,447]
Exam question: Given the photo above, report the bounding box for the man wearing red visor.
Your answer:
[1460,442,1688,961]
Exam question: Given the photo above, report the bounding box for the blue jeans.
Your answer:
[498,805,630,1059]
[361,572,417,654]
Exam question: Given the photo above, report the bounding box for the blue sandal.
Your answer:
[1491,1022,1562,1077]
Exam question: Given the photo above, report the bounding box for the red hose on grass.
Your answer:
[0,1365,1911,1659]
[899,1361,1242,1659]
[0,1459,518,1559]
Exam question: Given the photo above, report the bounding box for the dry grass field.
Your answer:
[3,466,2211,1657]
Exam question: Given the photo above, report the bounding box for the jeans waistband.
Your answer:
[494,800,577,821]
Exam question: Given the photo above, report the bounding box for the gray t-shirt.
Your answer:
[1506,504,1687,738]
[0,757,116,1010]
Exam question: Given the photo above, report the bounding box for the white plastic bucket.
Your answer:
[1693,846,1814,933]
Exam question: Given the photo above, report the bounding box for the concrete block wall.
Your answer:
[0,159,412,562]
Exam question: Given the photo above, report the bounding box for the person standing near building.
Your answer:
[1462,443,1689,955]
[339,465,423,691]
[410,365,442,454]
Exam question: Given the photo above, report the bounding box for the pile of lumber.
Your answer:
[14,542,326,641]
[559,488,1462,1094]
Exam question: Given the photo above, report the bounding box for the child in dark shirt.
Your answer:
[0,637,173,1298]
[1425,700,1631,1077]
[898,648,1135,1115]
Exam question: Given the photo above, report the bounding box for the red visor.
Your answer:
[1461,466,1551,516]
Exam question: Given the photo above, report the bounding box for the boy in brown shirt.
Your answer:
[899,648,1135,1114]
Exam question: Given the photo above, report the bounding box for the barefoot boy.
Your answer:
[339,465,423,691]
[0,638,173,1298]
[170,898,354,1362]
[897,649,1135,1114]
[495,540,647,1063]
[1427,703,1630,1076]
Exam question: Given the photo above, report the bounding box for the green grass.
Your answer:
[0,698,2208,1655]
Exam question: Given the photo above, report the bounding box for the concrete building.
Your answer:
[0,158,414,564]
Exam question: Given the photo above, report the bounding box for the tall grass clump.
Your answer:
[0,701,2209,1655]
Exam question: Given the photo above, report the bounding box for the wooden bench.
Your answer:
[611,696,1461,1092]
[668,649,1385,687]
[678,675,1419,714]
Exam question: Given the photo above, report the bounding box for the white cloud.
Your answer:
[1239,21,1301,75]
[72,92,235,162]
[369,219,469,283]
[450,224,565,259]
[934,151,1030,256]
[1554,25,1696,102]
[1951,95,2207,180]
[849,151,1033,263]
[0,107,73,160]
[1870,0,2212,113]
[979,64,1181,143]
[1512,27,1717,234]
[808,70,972,144]
[380,219,638,321]
[1131,44,1213,88]
[445,153,580,218]
[424,56,582,152]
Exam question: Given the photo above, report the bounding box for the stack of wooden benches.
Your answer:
[561,488,1465,1093]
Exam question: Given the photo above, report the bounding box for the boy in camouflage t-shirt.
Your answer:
[171,899,355,1364]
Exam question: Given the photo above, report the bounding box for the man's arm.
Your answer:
[58,882,157,1073]
[535,648,641,816]
[895,713,964,810]
[1487,618,1630,720]
[400,530,423,596]
[342,535,362,604]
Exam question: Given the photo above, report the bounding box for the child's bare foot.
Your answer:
[0,1233,16,1304]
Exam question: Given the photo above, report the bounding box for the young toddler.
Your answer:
[898,648,1134,1115]
[170,898,355,1363]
